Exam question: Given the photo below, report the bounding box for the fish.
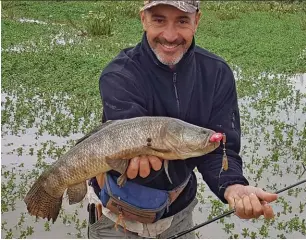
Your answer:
[24,116,223,223]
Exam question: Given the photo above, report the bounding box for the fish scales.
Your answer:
[24,116,221,223]
[43,118,166,196]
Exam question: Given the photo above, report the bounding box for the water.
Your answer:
[1,23,82,54]
[19,18,48,25]
[1,74,305,239]
[191,73,306,239]
[1,43,38,54]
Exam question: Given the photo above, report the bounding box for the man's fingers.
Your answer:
[126,157,140,179]
[235,195,256,219]
[255,188,278,203]
[227,196,236,210]
[224,185,277,220]
[139,156,151,178]
[249,193,263,218]
[242,195,253,217]
[126,155,162,179]
[263,202,275,219]
[96,173,106,189]
[234,198,247,219]
[237,194,274,220]
[148,156,162,171]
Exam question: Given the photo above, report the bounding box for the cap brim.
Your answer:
[140,1,197,13]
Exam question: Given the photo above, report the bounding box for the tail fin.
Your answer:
[24,180,63,223]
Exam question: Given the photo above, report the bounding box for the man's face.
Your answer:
[140,5,201,67]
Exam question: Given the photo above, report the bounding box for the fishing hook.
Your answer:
[168,179,306,239]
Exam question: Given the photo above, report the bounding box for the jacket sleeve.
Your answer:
[100,71,148,121]
[99,71,164,184]
[195,63,249,203]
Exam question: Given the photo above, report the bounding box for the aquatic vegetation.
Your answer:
[1,1,306,239]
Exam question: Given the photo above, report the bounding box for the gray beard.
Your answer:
[147,36,187,66]
[151,47,185,66]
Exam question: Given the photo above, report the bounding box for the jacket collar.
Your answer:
[140,32,195,72]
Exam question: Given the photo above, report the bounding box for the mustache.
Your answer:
[154,37,186,46]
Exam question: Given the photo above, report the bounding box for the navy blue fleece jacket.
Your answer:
[95,33,249,218]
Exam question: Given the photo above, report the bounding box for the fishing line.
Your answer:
[168,178,306,239]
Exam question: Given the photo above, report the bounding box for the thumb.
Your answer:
[256,188,278,203]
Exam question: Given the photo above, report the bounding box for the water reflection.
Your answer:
[1,30,82,54]
[292,73,306,93]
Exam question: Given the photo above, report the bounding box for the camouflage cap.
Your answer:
[141,0,200,13]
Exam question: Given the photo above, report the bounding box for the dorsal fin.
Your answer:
[75,120,117,145]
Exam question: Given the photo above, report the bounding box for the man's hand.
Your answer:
[224,184,278,219]
[126,155,163,179]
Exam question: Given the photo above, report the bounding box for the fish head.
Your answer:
[163,120,222,159]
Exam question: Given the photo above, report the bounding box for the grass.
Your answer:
[1,1,306,239]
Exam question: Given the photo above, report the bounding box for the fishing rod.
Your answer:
[168,178,306,239]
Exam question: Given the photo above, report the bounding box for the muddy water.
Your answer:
[1,74,306,239]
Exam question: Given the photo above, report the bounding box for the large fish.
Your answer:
[24,116,223,223]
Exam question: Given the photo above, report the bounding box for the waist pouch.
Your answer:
[100,173,191,224]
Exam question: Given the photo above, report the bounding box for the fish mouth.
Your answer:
[209,133,223,143]
[206,132,223,150]
[194,132,222,155]
[170,132,223,158]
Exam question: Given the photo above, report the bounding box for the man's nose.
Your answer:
[162,24,179,43]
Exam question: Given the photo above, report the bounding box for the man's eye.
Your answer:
[179,20,188,24]
[154,19,164,23]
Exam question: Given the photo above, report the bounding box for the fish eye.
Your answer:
[201,129,208,134]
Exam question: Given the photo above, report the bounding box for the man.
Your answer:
[88,1,278,238]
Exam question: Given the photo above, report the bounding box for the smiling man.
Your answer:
[87,1,278,239]
[141,1,200,68]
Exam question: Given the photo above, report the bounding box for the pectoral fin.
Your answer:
[145,146,173,183]
[105,158,130,175]
[163,160,173,184]
[117,173,128,187]
[105,158,130,187]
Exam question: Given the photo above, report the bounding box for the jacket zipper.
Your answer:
[172,72,180,116]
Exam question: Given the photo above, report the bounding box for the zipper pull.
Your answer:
[115,205,127,232]
[173,72,177,82]
[117,205,123,214]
